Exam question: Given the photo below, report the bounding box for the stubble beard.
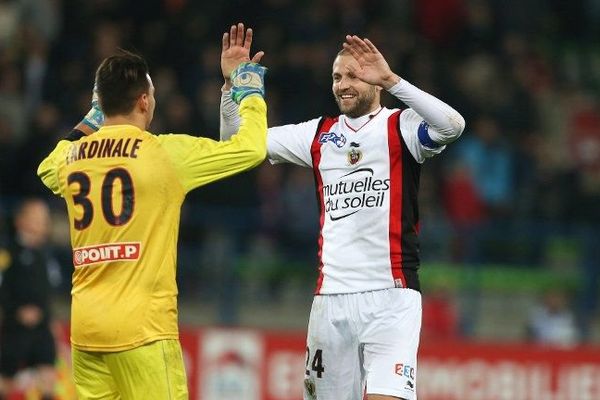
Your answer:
[335,87,378,118]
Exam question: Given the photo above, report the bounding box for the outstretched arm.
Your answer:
[344,35,465,149]
[220,23,264,139]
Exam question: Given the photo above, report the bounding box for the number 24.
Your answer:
[306,347,325,378]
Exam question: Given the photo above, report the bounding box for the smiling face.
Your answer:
[332,53,380,118]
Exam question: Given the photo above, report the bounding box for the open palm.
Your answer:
[221,22,264,80]
[342,35,394,88]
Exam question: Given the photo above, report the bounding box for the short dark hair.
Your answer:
[95,49,150,116]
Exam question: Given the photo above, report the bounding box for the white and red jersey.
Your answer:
[269,107,434,294]
[221,79,465,294]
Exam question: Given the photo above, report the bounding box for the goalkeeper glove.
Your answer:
[230,62,267,104]
[81,84,105,131]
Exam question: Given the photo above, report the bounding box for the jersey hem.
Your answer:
[316,286,421,296]
[316,268,420,295]
[71,332,180,352]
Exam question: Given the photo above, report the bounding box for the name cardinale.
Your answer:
[66,138,142,164]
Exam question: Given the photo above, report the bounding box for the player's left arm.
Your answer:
[37,84,104,195]
[158,95,267,193]
[393,81,465,162]
[220,22,264,140]
[343,35,465,162]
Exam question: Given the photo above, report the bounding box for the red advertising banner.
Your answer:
[189,327,306,400]
[418,340,600,400]
[17,324,600,400]
[183,327,600,400]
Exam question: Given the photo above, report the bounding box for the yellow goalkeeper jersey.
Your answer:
[38,97,266,352]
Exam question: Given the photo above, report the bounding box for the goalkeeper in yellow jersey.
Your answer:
[37,24,266,400]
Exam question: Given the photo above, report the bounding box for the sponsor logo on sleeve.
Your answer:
[73,242,141,267]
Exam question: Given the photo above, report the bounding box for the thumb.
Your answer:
[251,51,265,63]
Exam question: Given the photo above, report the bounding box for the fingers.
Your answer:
[226,22,256,50]
[235,22,245,46]
[342,42,360,59]
[251,51,265,63]
[344,35,376,55]
[222,32,229,50]
[229,24,237,48]
[364,38,379,53]
[345,35,366,53]
[244,28,253,49]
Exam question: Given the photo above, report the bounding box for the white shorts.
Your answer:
[304,288,421,400]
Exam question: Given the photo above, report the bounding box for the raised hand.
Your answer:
[221,22,264,85]
[342,35,400,90]
[81,82,104,132]
[230,62,267,104]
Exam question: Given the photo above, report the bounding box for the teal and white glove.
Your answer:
[230,62,267,104]
[81,84,105,131]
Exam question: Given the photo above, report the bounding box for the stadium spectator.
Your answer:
[220,26,464,400]
[527,288,580,347]
[0,198,60,400]
[36,39,267,399]
[421,283,460,342]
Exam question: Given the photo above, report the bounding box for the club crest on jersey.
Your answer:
[319,131,346,148]
[347,148,362,165]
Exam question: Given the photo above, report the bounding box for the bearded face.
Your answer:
[332,54,380,118]
[334,84,378,118]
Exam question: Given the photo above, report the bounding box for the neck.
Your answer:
[347,104,382,120]
[104,114,146,131]
[17,232,43,249]
[366,104,382,116]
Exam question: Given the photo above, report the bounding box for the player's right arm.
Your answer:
[343,35,465,163]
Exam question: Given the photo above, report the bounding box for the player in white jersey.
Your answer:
[220,25,465,400]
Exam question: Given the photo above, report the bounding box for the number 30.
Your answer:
[67,168,135,230]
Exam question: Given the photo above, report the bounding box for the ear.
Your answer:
[138,93,149,112]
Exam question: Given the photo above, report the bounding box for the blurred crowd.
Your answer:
[0,0,599,340]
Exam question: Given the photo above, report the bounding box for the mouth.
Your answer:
[338,93,356,102]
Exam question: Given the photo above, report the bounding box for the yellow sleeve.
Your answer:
[37,140,72,196]
[157,96,267,193]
